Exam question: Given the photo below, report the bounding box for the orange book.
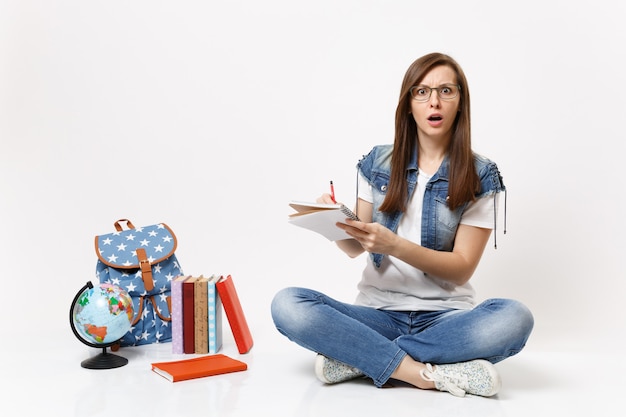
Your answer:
[151,354,247,382]
[216,275,253,354]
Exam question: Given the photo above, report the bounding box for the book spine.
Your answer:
[208,278,223,354]
[171,275,187,354]
[194,278,209,354]
[182,277,197,354]
[216,275,253,354]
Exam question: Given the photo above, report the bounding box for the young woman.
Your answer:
[271,52,534,398]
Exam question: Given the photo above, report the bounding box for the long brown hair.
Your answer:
[379,52,479,213]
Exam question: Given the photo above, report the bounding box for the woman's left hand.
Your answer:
[337,219,399,255]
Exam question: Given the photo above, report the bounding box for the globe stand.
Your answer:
[70,281,132,370]
[81,346,128,369]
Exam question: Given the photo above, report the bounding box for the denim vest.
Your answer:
[357,144,505,268]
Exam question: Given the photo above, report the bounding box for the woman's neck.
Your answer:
[418,140,447,175]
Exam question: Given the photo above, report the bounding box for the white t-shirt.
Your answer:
[354,170,498,311]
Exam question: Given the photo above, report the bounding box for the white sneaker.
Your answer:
[420,359,501,397]
[315,354,364,384]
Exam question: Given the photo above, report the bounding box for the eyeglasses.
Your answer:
[409,84,461,102]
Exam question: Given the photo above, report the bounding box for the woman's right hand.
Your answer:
[316,193,337,205]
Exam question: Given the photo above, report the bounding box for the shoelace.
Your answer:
[420,363,467,397]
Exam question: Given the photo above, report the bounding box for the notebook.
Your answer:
[288,201,360,241]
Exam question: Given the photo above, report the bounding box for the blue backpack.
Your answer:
[95,219,183,347]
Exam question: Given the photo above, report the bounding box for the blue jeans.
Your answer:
[271,287,534,388]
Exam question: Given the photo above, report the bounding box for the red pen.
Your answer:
[330,181,336,203]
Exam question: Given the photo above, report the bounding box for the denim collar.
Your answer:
[410,146,450,183]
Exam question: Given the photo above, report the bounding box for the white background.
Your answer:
[1,0,624,369]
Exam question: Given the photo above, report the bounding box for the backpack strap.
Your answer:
[136,248,154,291]
[114,219,135,231]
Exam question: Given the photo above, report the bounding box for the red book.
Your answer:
[216,275,253,354]
[182,276,199,353]
[151,354,247,382]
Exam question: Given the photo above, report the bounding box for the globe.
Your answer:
[69,281,134,369]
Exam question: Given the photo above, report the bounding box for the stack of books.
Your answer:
[170,274,253,355]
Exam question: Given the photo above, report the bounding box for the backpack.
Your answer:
[94,219,183,346]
